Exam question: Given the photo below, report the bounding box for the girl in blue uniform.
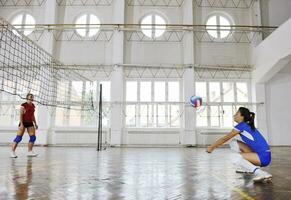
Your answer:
[206,107,272,182]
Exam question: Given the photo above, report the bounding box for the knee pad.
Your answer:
[29,135,36,143]
[13,135,22,143]
[229,139,240,153]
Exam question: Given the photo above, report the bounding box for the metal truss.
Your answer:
[127,0,184,7]
[56,0,113,6]
[0,0,46,6]
[122,64,252,79]
[26,27,115,42]
[193,0,255,9]
[194,64,252,79]
[53,64,115,80]
[8,24,276,43]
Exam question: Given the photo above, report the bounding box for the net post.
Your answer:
[97,84,102,151]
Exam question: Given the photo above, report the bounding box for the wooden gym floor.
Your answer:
[0,146,290,200]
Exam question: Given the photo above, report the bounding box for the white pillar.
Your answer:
[252,83,269,142]
[181,0,196,145]
[37,0,58,145]
[110,0,125,146]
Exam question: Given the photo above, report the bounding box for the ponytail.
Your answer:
[238,107,256,130]
[249,112,256,130]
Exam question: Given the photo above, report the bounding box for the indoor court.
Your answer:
[1,0,291,199]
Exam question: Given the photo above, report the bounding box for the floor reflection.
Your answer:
[0,147,289,200]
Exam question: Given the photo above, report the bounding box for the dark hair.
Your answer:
[238,107,256,130]
[26,93,34,100]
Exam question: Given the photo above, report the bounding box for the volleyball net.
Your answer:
[0,18,97,111]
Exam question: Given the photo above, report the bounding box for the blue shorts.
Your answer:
[257,150,271,167]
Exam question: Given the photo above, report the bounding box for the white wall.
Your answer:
[0,1,259,146]
[261,0,291,27]
[266,62,291,145]
[125,6,183,64]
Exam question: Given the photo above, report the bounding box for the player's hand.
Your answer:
[34,124,38,130]
[206,146,214,153]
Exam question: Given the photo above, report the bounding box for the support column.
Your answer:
[110,0,125,146]
[252,82,269,142]
[37,0,58,145]
[181,0,196,145]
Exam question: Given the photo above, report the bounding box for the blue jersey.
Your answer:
[234,122,270,153]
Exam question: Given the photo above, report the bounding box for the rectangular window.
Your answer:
[154,81,165,102]
[100,81,110,102]
[140,82,151,102]
[195,82,207,102]
[126,82,137,102]
[71,81,83,102]
[168,81,179,102]
[222,82,234,102]
[196,107,208,127]
[125,80,181,128]
[210,106,220,127]
[69,106,82,126]
[236,82,248,102]
[196,81,249,128]
[209,82,221,102]
[126,105,136,127]
[169,105,180,127]
[222,105,233,127]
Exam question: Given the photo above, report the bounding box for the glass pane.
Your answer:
[0,105,13,125]
[206,16,218,38]
[71,81,83,102]
[168,81,179,102]
[55,107,65,126]
[157,105,166,127]
[76,14,87,37]
[196,107,207,127]
[11,14,23,36]
[24,14,35,36]
[219,16,230,39]
[126,82,137,102]
[102,105,110,127]
[85,81,97,102]
[210,106,220,127]
[222,106,233,127]
[100,81,110,101]
[155,15,166,38]
[141,15,152,38]
[236,82,248,102]
[140,104,148,127]
[170,105,180,127]
[126,105,136,127]
[83,110,96,126]
[57,81,69,102]
[1,80,16,101]
[154,81,165,102]
[195,82,207,102]
[140,82,151,102]
[209,82,221,102]
[88,14,100,37]
[222,82,234,102]
[69,107,82,126]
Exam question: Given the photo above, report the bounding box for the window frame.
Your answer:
[195,79,251,128]
[140,13,167,39]
[125,78,182,128]
[205,12,234,40]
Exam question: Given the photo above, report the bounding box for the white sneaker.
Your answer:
[253,170,272,182]
[10,152,17,158]
[27,151,38,157]
[235,167,255,174]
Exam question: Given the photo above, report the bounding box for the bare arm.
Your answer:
[207,129,240,153]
